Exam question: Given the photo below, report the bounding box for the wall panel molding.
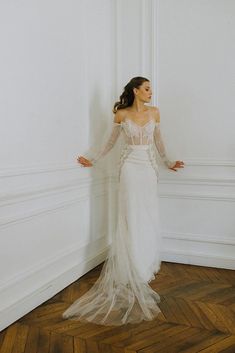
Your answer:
[0,163,79,178]
[162,231,235,246]
[159,192,235,202]
[0,190,108,229]
[0,176,110,206]
[160,176,235,186]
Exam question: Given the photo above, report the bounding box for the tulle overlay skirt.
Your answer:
[62,145,163,326]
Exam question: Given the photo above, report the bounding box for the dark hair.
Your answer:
[112,76,150,113]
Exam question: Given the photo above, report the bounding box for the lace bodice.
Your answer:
[121,118,156,145]
[87,112,175,169]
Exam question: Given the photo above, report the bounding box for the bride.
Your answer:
[62,76,184,326]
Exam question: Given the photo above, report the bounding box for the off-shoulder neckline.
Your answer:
[114,107,160,126]
[120,117,159,128]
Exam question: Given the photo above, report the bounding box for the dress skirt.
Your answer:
[62,144,162,326]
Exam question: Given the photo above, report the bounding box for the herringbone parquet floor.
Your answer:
[1,261,235,353]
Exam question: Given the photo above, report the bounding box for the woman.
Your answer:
[62,76,184,326]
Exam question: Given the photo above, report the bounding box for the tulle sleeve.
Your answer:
[85,122,123,165]
[153,123,175,169]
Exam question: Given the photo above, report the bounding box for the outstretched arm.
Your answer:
[153,123,176,168]
[152,106,176,169]
[78,111,123,167]
[152,106,185,171]
[89,122,122,165]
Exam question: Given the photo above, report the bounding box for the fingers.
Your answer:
[79,162,92,167]
[169,160,185,171]
[175,161,185,168]
[77,156,86,163]
[76,155,92,167]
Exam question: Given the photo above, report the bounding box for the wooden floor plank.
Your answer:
[85,318,164,349]
[24,326,40,353]
[61,335,74,353]
[0,331,7,350]
[198,335,235,352]
[48,332,62,353]
[43,319,84,334]
[138,326,202,353]
[20,303,66,324]
[186,299,216,331]
[183,283,231,302]
[73,337,86,353]
[196,301,235,334]
[109,322,173,349]
[158,296,179,323]
[115,324,189,352]
[180,331,231,353]
[36,329,50,353]
[12,324,29,353]
[199,285,235,305]
[173,296,204,328]
[0,323,18,353]
[164,296,190,326]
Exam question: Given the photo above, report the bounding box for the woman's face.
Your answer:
[134,81,152,103]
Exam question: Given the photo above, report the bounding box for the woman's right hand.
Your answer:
[168,160,184,171]
[77,155,93,167]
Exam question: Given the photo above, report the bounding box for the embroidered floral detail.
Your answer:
[146,144,159,179]
[118,144,133,181]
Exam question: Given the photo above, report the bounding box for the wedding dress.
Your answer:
[62,109,175,326]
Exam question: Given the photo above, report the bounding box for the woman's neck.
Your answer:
[129,100,147,112]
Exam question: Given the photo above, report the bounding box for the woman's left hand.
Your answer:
[169,160,185,172]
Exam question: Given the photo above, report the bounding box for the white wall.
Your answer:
[0,0,117,330]
[115,0,157,100]
[156,0,235,267]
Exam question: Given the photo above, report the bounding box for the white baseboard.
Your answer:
[161,249,235,270]
[161,231,235,270]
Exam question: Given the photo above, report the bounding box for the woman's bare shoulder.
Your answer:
[148,105,160,122]
[148,105,160,112]
[113,108,127,124]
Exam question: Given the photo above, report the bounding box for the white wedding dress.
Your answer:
[62,109,175,326]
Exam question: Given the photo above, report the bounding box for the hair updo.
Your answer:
[112,76,150,113]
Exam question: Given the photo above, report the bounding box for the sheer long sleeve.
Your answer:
[88,122,122,165]
[153,123,175,168]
